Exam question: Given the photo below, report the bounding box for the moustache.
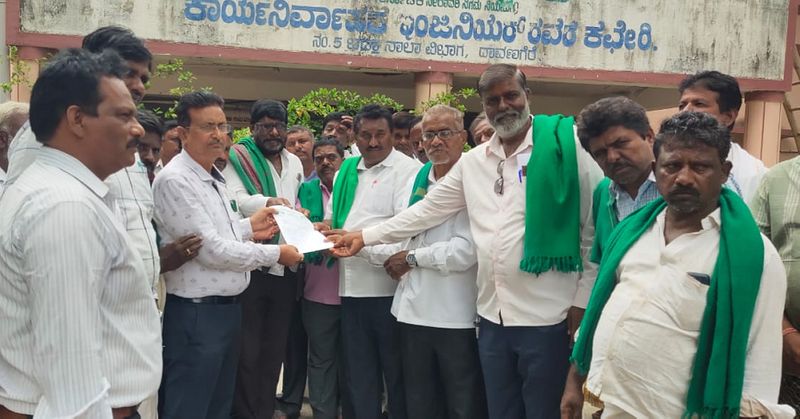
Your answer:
[493,111,520,124]
[668,187,699,198]
[127,138,139,148]
[366,146,383,151]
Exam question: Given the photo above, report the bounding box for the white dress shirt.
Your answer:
[0,166,6,195]
[391,171,479,329]
[0,147,162,418]
[325,149,422,297]
[362,117,604,326]
[223,148,304,277]
[104,155,160,295]
[153,152,280,298]
[6,122,161,294]
[587,208,793,418]
[727,142,767,204]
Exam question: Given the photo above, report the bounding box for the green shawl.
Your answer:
[298,178,326,265]
[520,114,582,274]
[331,157,361,229]
[590,178,616,264]
[570,188,764,418]
[228,136,278,198]
[408,162,434,206]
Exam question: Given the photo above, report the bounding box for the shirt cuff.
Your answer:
[362,226,381,246]
[238,218,253,241]
[412,247,435,270]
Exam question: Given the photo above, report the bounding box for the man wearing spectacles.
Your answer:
[379,104,487,418]
[221,99,307,419]
[330,64,604,418]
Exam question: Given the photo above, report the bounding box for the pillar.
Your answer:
[8,46,52,103]
[414,71,453,111]
[743,91,784,167]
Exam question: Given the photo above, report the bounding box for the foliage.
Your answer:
[232,126,251,143]
[287,87,404,134]
[416,88,477,114]
[151,59,212,119]
[0,46,33,94]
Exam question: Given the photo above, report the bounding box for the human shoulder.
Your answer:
[762,156,799,183]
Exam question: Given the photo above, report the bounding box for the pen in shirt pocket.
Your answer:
[687,272,711,286]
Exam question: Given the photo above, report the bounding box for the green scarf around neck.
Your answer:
[228,136,278,198]
[298,178,327,265]
[331,156,361,229]
[590,178,615,264]
[570,188,764,418]
[520,114,582,274]
[408,161,434,206]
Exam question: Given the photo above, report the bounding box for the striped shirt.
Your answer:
[609,174,659,221]
[751,156,800,326]
[7,122,161,294]
[0,147,162,417]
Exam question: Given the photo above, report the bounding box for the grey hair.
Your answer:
[422,104,464,130]
[0,101,29,132]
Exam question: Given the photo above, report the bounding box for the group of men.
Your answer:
[0,23,799,419]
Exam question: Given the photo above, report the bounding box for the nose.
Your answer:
[682,103,696,113]
[606,147,621,163]
[141,148,154,162]
[368,135,380,147]
[674,166,695,186]
[130,120,144,138]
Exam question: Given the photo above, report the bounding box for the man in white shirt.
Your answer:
[331,65,603,418]
[678,70,766,203]
[154,91,304,419]
[384,105,487,418]
[561,111,793,418]
[326,104,421,419]
[221,100,307,419]
[0,48,161,419]
[0,101,28,194]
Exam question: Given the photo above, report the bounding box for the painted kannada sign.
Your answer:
[19,0,790,80]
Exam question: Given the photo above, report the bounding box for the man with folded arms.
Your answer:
[561,112,793,418]
[0,49,160,419]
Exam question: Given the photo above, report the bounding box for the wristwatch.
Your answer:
[405,251,418,268]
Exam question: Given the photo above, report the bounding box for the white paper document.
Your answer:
[272,206,334,254]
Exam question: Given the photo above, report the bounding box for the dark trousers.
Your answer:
[275,296,308,417]
[341,297,406,419]
[399,323,488,419]
[233,270,298,419]
[158,296,241,419]
[302,298,355,419]
[477,317,569,419]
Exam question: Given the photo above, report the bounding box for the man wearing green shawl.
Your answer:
[576,97,660,265]
[222,100,307,419]
[329,64,604,418]
[561,112,792,418]
[324,104,421,419]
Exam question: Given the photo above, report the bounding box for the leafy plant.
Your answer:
[0,46,33,94]
[232,126,251,143]
[416,88,477,114]
[151,59,212,119]
[287,87,404,134]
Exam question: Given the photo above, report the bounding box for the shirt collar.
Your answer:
[485,115,533,159]
[609,172,657,200]
[37,146,109,198]
[357,148,400,170]
[176,151,223,183]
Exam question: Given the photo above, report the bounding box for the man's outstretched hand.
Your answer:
[249,207,279,241]
[323,229,365,258]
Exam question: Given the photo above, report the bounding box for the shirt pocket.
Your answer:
[364,181,397,216]
[645,272,709,333]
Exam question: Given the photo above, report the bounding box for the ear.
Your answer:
[720,109,738,129]
[0,132,9,151]
[65,105,87,138]
[177,125,189,143]
[721,159,733,181]
[645,128,655,145]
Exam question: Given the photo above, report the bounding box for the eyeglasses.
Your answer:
[494,159,505,195]
[254,122,287,133]
[422,129,461,141]
[193,123,232,134]
[314,153,342,164]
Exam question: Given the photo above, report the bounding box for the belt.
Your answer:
[167,294,239,304]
